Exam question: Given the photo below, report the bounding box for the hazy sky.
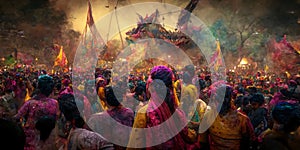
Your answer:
[52,0,300,33]
[54,0,192,32]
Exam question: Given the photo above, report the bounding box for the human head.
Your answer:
[38,74,54,97]
[148,65,174,98]
[57,94,80,122]
[219,85,233,116]
[148,65,176,112]
[35,116,56,141]
[272,102,300,133]
[208,81,233,115]
[234,95,244,108]
[134,83,146,101]
[57,94,87,130]
[247,86,257,95]
[184,65,195,77]
[128,82,135,93]
[150,65,173,88]
[96,76,107,88]
[182,72,192,84]
[104,86,122,107]
[249,93,265,109]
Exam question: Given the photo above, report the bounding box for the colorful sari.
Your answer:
[15,95,58,150]
[203,109,256,150]
[127,99,197,150]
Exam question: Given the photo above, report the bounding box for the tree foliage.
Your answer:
[208,0,300,69]
[0,0,80,65]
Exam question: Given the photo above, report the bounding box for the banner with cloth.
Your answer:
[54,46,68,67]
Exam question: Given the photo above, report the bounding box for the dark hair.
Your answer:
[219,85,233,116]
[58,94,80,122]
[105,86,122,107]
[35,116,56,141]
[182,72,192,84]
[272,102,300,132]
[247,86,257,95]
[0,118,25,150]
[128,82,135,90]
[73,114,85,128]
[38,75,54,97]
[58,94,87,131]
[184,65,195,77]
[150,66,175,112]
[234,95,244,108]
[198,78,206,90]
[237,86,245,95]
[135,83,146,96]
[249,93,265,106]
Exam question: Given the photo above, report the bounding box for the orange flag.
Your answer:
[209,40,222,71]
[54,46,68,67]
[215,40,223,71]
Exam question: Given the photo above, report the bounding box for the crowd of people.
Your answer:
[0,64,299,150]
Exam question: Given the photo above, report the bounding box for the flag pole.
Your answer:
[115,0,125,49]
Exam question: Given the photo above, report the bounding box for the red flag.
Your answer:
[86,0,104,44]
[76,0,106,70]
[54,46,68,67]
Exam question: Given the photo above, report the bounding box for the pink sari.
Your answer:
[145,93,193,150]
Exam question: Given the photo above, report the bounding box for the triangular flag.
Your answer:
[54,46,68,67]
[209,40,222,71]
[264,65,269,72]
[86,0,103,43]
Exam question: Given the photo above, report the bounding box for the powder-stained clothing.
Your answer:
[67,128,114,150]
[181,84,198,119]
[88,106,134,150]
[201,109,256,150]
[15,96,58,150]
[127,101,197,150]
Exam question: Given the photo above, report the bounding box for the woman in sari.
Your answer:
[15,75,58,150]
[127,65,197,150]
[199,84,256,150]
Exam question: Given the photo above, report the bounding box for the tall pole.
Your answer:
[115,0,125,49]
[14,48,18,62]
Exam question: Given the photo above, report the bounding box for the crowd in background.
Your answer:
[0,64,299,150]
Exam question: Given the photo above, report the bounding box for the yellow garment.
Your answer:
[174,80,181,100]
[127,104,147,149]
[97,87,108,110]
[25,88,31,102]
[173,88,180,107]
[77,84,84,91]
[181,84,197,102]
[181,84,198,118]
[127,100,197,149]
[174,80,181,90]
[195,99,207,121]
[200,110,255,150]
